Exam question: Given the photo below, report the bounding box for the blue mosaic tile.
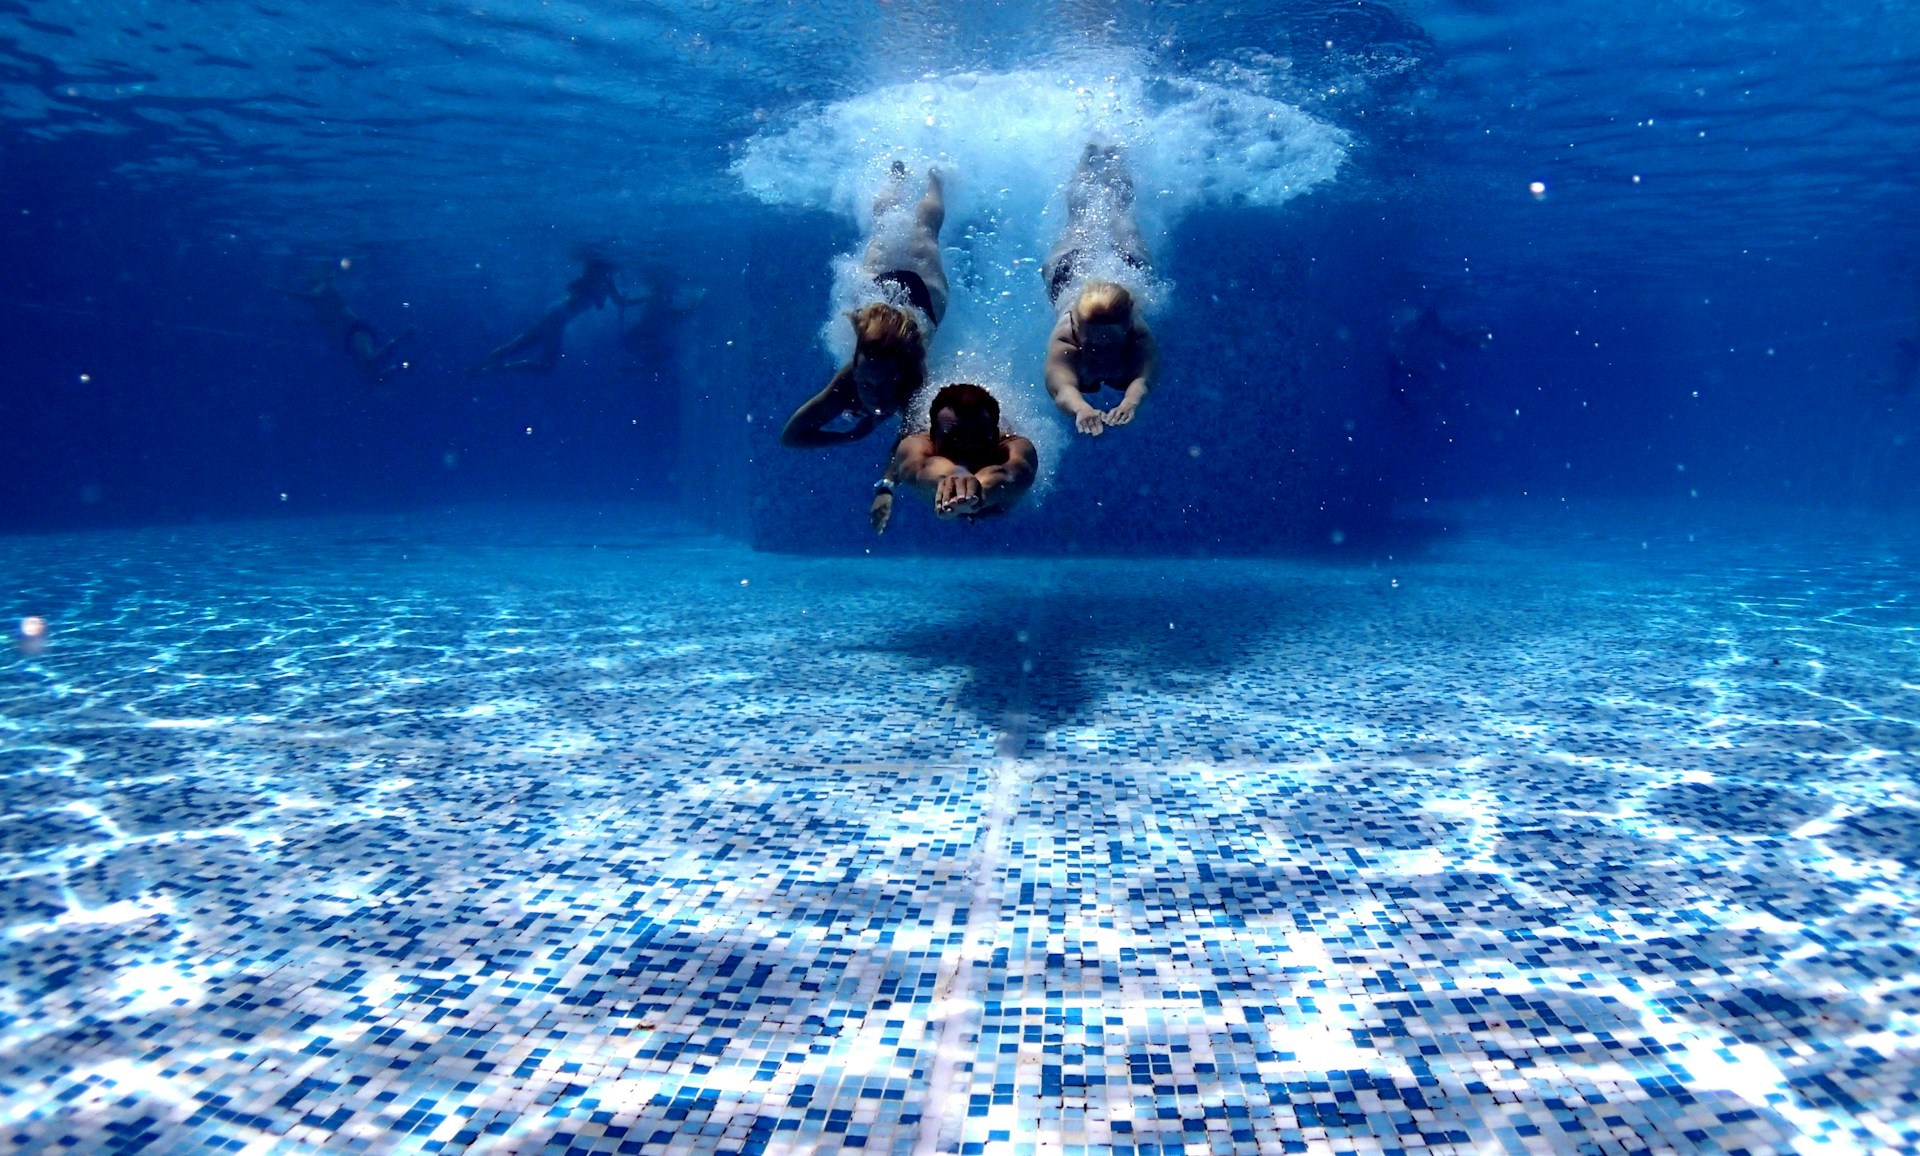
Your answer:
[0,508,1914,1154]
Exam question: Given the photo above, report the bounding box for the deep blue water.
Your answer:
[3,0,1918,541]
[4,3,1920,1154]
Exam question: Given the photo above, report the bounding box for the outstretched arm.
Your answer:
[1104,318,1158,427]
[870,440,908,534]
[1044,317,1106,436]
[892,433,963,497]
[970,436,1038,513]
[781,365,875,447]
[374,326,416,358]
[894,435,1036,519]
[893,434,977,517]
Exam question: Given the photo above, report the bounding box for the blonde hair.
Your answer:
[1075,280,1134,325]
[849,303,924,362]
[846,303,926,411]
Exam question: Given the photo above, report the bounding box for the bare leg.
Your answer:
[910,171,950,321]
[370,327,414,366]
[473,316,564,374]
[475,330,538,374]
[863,166,949,323]
[361,328,416,382]
[861,163,912,272]
[1067,145,1147,269]
[1068,148,1129,214]
[914,169,945,240]
[500,327,563,373]
[1111,209,1148,270]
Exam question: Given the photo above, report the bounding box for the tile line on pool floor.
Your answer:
[2,511,1918,1154]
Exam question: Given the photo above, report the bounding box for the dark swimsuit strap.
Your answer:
[1047,249,1147,308]
[1046,251,1080,307]
[874,269,936,322]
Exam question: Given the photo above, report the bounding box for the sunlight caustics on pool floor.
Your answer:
[0,507,1916,1155]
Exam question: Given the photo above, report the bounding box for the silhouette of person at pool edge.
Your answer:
[272,268,415,385]
[782,164,948,447]
[1042,144,1159,436]
[870,383,1037,533]
[470,254,640,374]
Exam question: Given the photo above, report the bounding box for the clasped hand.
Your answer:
[1075,399,1138,436]
[934,473,984,517]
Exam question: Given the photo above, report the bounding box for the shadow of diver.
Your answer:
[863,580,1293,751]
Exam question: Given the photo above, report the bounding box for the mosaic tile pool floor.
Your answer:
[1,505,1916,1155]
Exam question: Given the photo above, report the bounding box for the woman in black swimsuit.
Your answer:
[1040,146,1158,435]
[781,165,949,447]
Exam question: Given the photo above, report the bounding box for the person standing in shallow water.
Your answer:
[1041,144,1159,436]
[273,269,415,385]
[782,164,949,447]
[470,255,640,374]
[870,383,1037,533]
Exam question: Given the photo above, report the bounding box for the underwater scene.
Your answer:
[3,1,1920,1153]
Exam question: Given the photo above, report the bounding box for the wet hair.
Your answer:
[929,382,999,429]
[1075,280,1134,325]
[851,303,923,357]
[569,257,620,297]
[849,304,927,410]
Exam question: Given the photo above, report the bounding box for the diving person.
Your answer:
[1040,144,1159,436]
[613,273,710,378]
[1388,300,1492,407]
[870,383,1037,533]
[470,254,640,374]
[273,269,415,385]
[782,164,949,447]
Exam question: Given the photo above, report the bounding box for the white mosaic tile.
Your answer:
[0,508,1914,1155]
